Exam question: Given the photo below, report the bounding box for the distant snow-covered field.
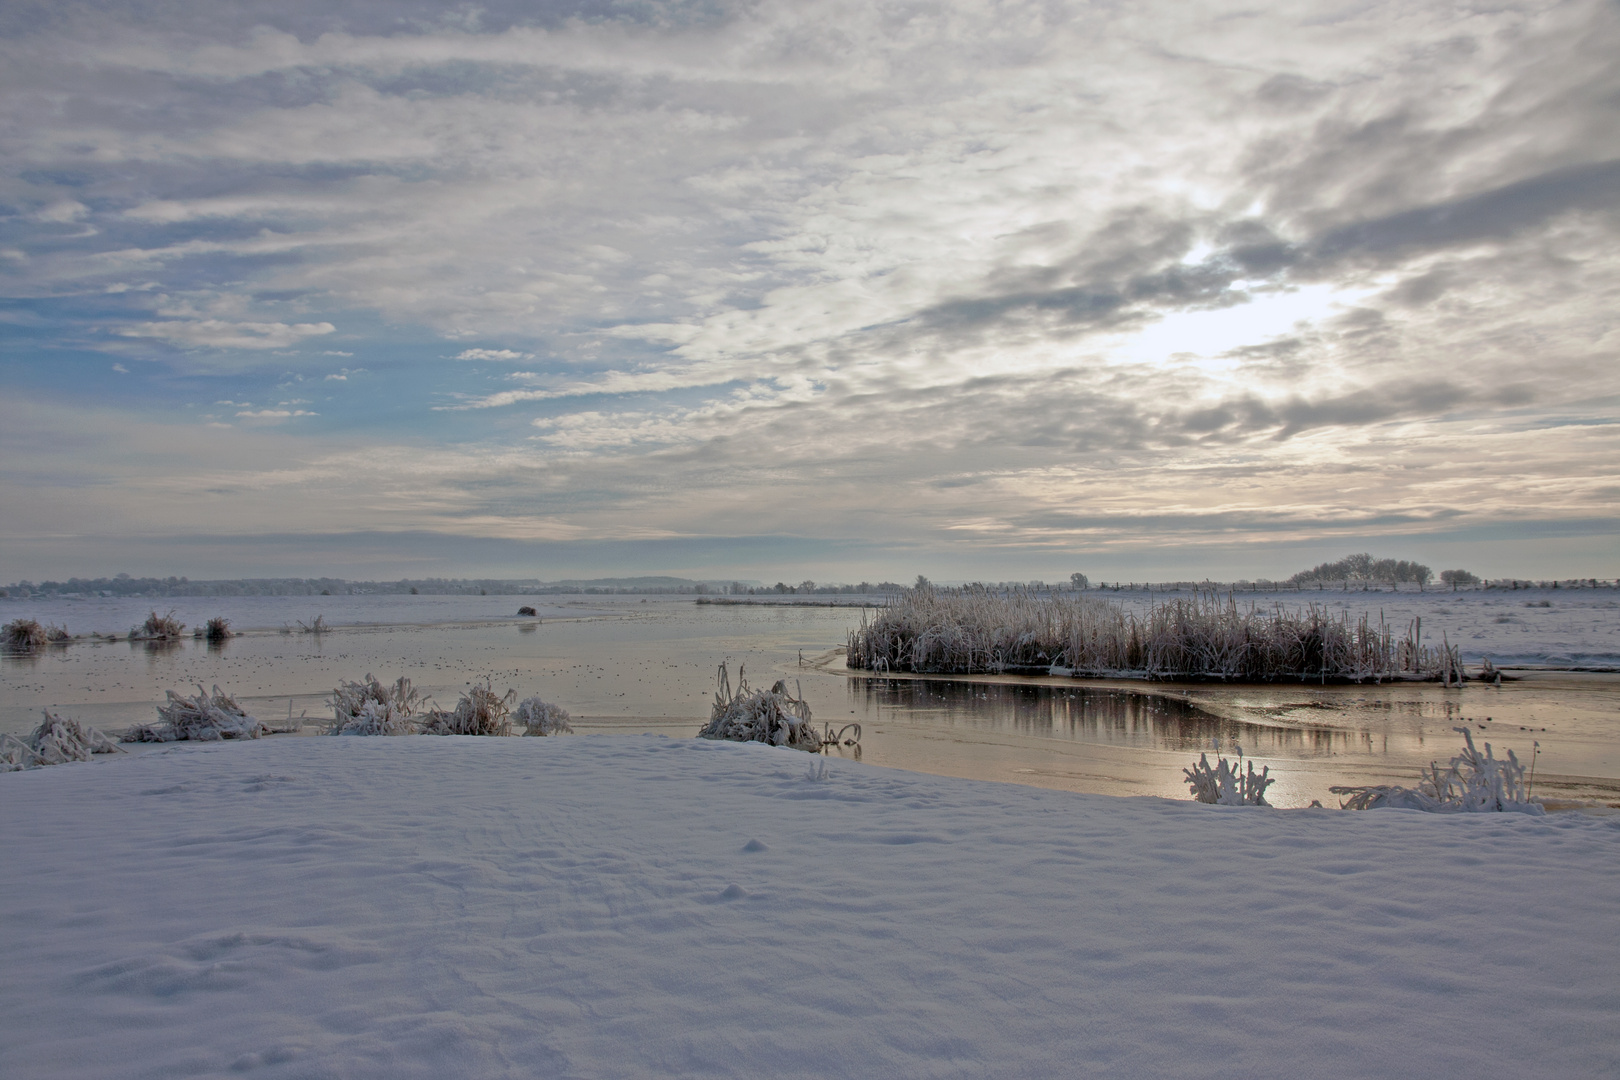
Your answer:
[3,736,1616,1079]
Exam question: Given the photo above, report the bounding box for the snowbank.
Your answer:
[2,737,1616,1079]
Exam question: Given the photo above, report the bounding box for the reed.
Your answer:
[846,585,1462,683]
[129,609,185,641]
[4,618,48,652]
[329,674,422,736]
[1,711,125,770]
[124,684,267,742]
[1184,752,1275,806]
[421,679,516,736]
[515,696,572,735]
[205,616,232,642]
[1332,727,1544,813]
[699,662,861,751]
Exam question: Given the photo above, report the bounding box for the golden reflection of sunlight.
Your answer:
[1109,283,1363,371]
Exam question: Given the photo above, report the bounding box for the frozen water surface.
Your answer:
[2,590,1616,807]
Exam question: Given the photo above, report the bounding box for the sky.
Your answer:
[1,0,1616,584]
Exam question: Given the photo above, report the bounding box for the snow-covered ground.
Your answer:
[4,736,1616,1079]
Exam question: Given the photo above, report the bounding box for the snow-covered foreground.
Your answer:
[4,738,1617,1079]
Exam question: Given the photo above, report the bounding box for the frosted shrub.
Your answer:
[1184,752,1275,806]
[124,684,267,742]
[516,696,573,736]
[2,711,125,771]
[130,609,185,641]
[3,618,66,652]
[1332,727,1544,814]
[699,663,860,752]
[422,680,516,736]
[329,674,421,736]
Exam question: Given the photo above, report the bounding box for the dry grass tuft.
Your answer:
[699,662,860,752]
[515,696,572,735]
[124,684,267,742]
[422,679,517,736]
[847,585,1462,683]
[1332,727,1544,813]
[1184,752,1275,805]
[4,618,49,652]
[205,616,232,642]
[130,609,186,641]
[2,711,125,770]
[329,674,422,735]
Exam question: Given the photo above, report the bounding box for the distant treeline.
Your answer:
[1287,554,1434,585]
[0,574,740,599]
[0,573,910,600]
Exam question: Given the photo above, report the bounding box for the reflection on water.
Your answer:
[1,602,1613,807]
[852,678,1393,759]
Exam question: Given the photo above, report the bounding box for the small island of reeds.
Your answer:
[847,585,1463,683]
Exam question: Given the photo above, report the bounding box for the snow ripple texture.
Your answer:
[2,736,1617,1079]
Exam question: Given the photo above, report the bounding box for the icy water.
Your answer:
[3,591,1617,807]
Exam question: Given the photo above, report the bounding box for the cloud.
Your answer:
[235,408,318,419]
[2,0,1617,578]
[455,349,530,362]
[117,320,337,350]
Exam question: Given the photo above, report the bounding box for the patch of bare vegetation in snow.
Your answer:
[699,663,860,752]
[328,675,422,736]
[2,711,125,770]
[124,685,267,742]
[516,697,572,735]
[1332,728,1545,814]
[422,680,516,736]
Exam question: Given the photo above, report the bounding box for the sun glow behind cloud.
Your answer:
[1111,284,1370,372]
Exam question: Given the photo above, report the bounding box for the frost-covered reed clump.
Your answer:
[2,711,125,771]
[124,685,267,742]
[1184,752,1275,806]
[516,696,572,735]
[329,674,422,736]
[4,618,69,652]
[699,663,860,752]
[700,663,823,750]
[130,609,186,641]
[1332,728,1544,814]
[4,618,49,652]
[422,680,516,736]
[848,585,1458,683]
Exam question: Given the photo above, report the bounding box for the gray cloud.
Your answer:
[1,0,1616,579]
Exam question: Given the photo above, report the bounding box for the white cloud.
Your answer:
[111,363,129,374]
[2,0,1617,577]
[455,349,529,362]
[35,200,89,223]
[235,408,318,419]
[118,320,336,350]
